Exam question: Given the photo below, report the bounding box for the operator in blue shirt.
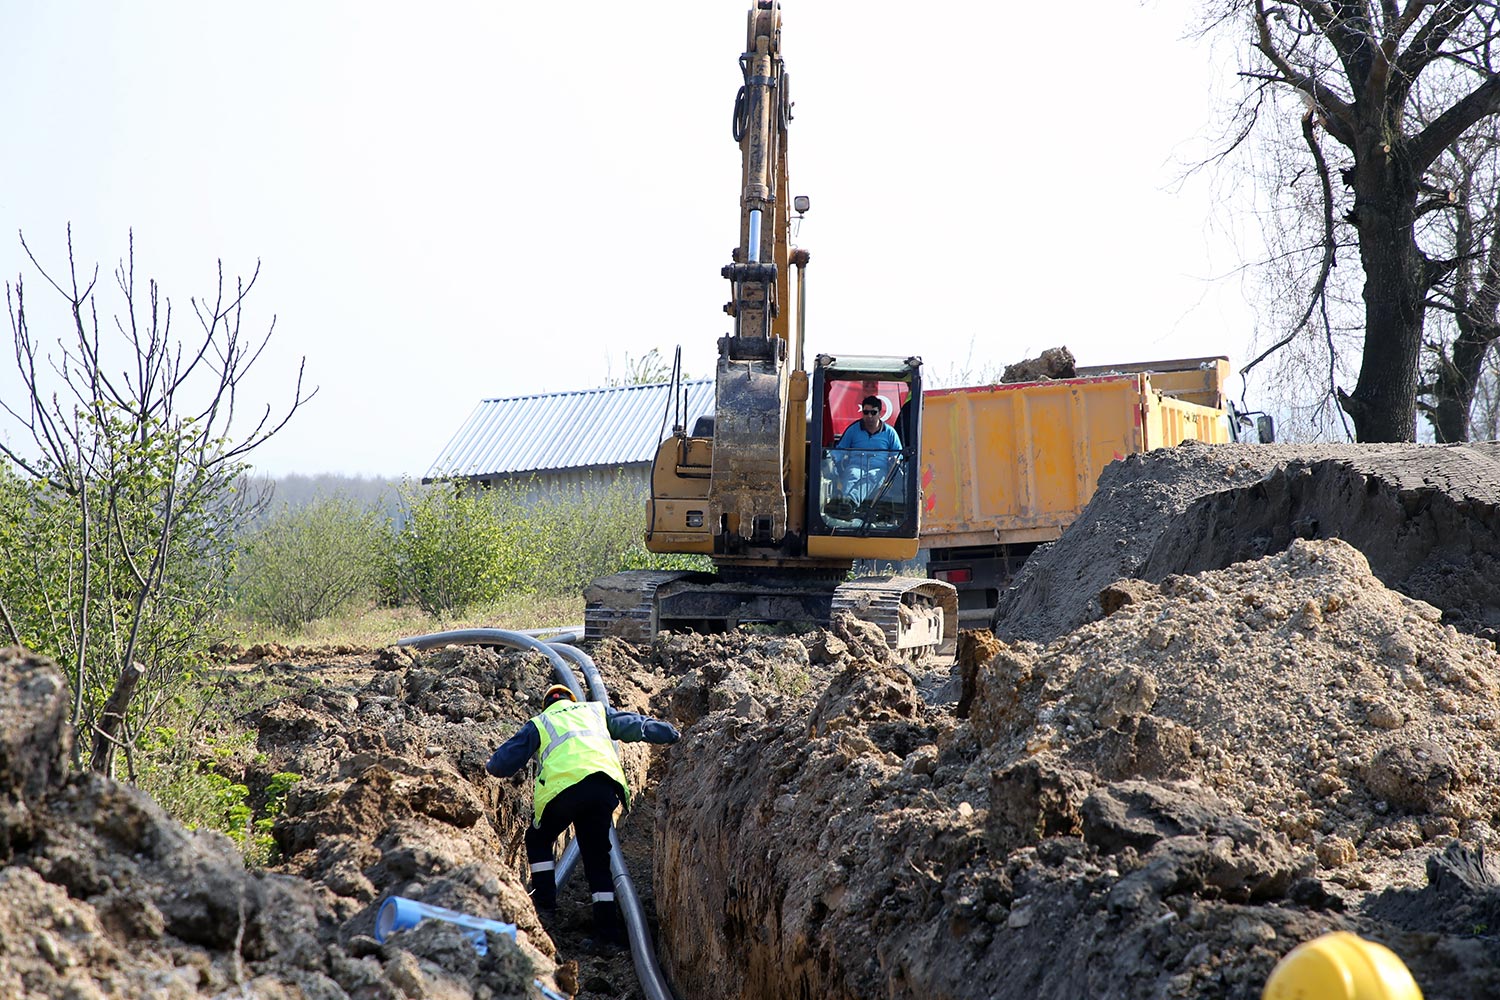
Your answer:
[831,394,903,505]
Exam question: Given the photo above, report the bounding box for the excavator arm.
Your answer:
[707,0,805,560]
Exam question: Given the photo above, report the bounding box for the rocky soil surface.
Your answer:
[658,539,1500,999]
[993,441,1500,646]
[2,440,1499,999]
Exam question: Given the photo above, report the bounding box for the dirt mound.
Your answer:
[1000,346,1077,383]
[975,541,1499,863]
[993,442,1500,647]
[213,641,376,664]
[654,539,1500,999]
[0,642,590,999]
[0,647,522,999]
[649,611,912,728]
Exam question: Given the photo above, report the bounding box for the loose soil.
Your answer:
[3,441,1500,999]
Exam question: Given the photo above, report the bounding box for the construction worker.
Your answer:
[486,683,680,947]
[1262,931,1423,1000]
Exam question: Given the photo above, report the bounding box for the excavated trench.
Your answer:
[3,441,1500,999]
[649,442,1500,1000]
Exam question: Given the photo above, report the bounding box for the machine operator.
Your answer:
[831,394,903,507]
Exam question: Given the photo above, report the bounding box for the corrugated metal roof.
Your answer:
[425,379,716,481]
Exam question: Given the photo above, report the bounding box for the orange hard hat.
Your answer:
[1262,932,1423,1000]
[542,684,576,707]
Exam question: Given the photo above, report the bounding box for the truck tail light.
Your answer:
[933,568,972,584]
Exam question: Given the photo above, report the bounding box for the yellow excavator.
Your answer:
[584,1,958,659]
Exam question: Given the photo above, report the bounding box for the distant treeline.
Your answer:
[242,473,407,526]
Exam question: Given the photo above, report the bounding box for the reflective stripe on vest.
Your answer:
[531,701,630,825]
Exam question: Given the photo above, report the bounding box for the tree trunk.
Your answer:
[90,660,145,775]
[1343,143,1426,443]
[1432,322,1493,442]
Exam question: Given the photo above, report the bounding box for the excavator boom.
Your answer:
[709,2,796,558]
[584,2,957,659]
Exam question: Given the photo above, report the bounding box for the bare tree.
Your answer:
[1419,111,1500,440]
[1473,348,1500,436]
[604,347,680,386]
[1211,1,1500,442]
[1,227,314,774]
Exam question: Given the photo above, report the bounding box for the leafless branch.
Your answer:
[1253,1,1359,145]
[1398,0,1484,82]
[0,594,20,647]
[1410,72,1500,171]
[1244,111,1341,378]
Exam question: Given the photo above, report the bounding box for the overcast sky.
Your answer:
[1,2,1264,478]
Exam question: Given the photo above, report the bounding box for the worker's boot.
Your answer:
[592,900,625,949]
[531,869,557,913]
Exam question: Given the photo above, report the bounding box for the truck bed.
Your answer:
[918,360,1233,625]
[920,365,1231,549]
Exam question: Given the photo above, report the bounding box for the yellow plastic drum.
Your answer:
[1262,932,1423,1000]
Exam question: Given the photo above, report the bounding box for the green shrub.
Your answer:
[383,475,709,617]
[136,729,252,834]
[385,481,522,614]
[134,728,303,867]
[235,496,390,631]
[0,419,240,772]
[520,475,698,594]
[250,771,304,866]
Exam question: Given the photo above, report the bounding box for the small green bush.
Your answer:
[135,728,303,867]
[136,729,252,833]
[385,481,524,614]
[521,476,708,594]
[383,475,709,617]
[249,771,304,866]
[235,496,390,630]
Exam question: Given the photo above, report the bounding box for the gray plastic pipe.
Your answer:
[397,628,583,700]
[610,825,664,990]
[549,637,609,707]
[398,627,677,1000]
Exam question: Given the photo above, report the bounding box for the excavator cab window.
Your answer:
[807,357,923,539]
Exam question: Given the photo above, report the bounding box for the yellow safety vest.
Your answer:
[531,701,630,825]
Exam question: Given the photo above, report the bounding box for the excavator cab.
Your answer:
[806,354,924,548]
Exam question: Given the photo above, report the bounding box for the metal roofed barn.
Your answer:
[424,379,715,496]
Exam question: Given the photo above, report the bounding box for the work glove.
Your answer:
[507,771,527,788]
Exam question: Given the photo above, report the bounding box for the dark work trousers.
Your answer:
[524,771,624,939]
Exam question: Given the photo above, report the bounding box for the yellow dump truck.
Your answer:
[920,357,1270,627]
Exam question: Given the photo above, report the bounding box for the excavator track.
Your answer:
[584,570,958,661]
[831,576,959,659]
[583,570,696,645]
